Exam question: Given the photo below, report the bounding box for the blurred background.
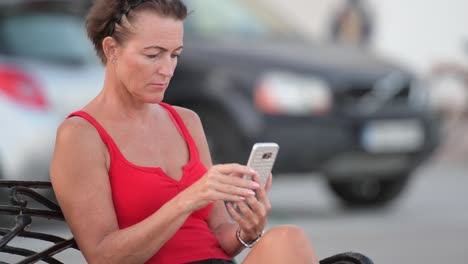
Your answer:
[0,0,467,263]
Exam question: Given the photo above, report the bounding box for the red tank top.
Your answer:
[68,103,230,264]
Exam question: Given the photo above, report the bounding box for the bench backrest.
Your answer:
[0,180,78,264]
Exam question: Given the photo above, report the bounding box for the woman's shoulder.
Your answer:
[55,115,103,150]
[168,105,208,144]
[170,105,203,129]
[51,115,109,179]
[58,115,97,137]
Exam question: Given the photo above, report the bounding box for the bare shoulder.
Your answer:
[171,106,203,132]
[51,116,107,181]
[56,116,99,142]
[54,116,105,155]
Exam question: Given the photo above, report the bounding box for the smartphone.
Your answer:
[225,143,279,217]
[243,142,279,188]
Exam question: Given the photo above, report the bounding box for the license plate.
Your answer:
[361,120,425,153]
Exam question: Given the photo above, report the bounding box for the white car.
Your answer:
[0,1,104,180]
[0,53,62,181]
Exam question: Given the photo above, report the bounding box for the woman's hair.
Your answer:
[86,0,188,64]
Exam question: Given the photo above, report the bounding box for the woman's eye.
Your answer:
[146,54,159,59]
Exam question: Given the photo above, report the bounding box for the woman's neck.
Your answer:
[89,69,158,122]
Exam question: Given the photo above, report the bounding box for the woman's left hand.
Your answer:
[226,173,272,241]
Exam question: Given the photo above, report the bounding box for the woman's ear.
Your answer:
[102,36,119,64]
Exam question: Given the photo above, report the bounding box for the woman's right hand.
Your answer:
[178,163,261,211]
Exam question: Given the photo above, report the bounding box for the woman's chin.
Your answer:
[146,94,165,104]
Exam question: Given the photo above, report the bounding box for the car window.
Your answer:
[183,0,301,38]
[0,13,97,64]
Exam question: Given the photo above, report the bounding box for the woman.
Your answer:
[50,0,319,263]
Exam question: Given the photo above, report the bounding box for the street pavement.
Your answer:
[260,159,468,264]
[1,152,467,263]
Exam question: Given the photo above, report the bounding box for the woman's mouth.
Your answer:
[150,83,167,89]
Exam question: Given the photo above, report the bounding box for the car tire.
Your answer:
[326,174,410,207]
[192,107,247,165]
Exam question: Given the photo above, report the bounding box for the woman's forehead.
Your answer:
[131,11,184,35]
[128,11,184,47]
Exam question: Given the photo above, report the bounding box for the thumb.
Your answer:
[264,173,273,193]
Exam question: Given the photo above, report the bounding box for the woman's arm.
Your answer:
[50,118,194,264]
[209,202,247,257]
[179,107,266,257]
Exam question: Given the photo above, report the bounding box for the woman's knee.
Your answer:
[260,225,311,246]
[244,225,319,264]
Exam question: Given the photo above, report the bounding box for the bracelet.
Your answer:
[236,227,264,248]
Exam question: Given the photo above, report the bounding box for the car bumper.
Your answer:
[261,109,440,176]
[0,104,60,181]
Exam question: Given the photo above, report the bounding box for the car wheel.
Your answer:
[326,174,410,207]
[193,107,247,165]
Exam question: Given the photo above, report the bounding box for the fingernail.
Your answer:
[247,190,256,196]
[252,182,260,188]
[239,196,245,200]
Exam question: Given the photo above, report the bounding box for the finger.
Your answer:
[229,171,244,178]
[237,200,256,222]
[251,173,266,200]
[218,173,260,190]
[265,173,273,193]
[203,170,257,193]
[251,174,271,212]
[244,195,265,218]
[201,174,250,200]
[215,182,256,198]
[208,171,259,195]
[214,163,258,177]
[216,193,246,203]
[236,201,264,236]
[225,202,249,227]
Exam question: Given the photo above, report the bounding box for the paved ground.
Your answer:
[257,161,468,264]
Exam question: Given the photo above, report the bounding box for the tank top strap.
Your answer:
[67,111,119,156]
[159,103,200,161]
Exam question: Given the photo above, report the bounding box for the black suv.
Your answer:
[164,0,440,207]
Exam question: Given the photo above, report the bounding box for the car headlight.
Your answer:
[254,71,333,115]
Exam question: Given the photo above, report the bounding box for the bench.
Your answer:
[0,180,374,264]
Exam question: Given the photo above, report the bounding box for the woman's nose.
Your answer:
[157,56,175,78]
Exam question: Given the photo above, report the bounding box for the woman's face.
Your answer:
[115,11,184,103]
